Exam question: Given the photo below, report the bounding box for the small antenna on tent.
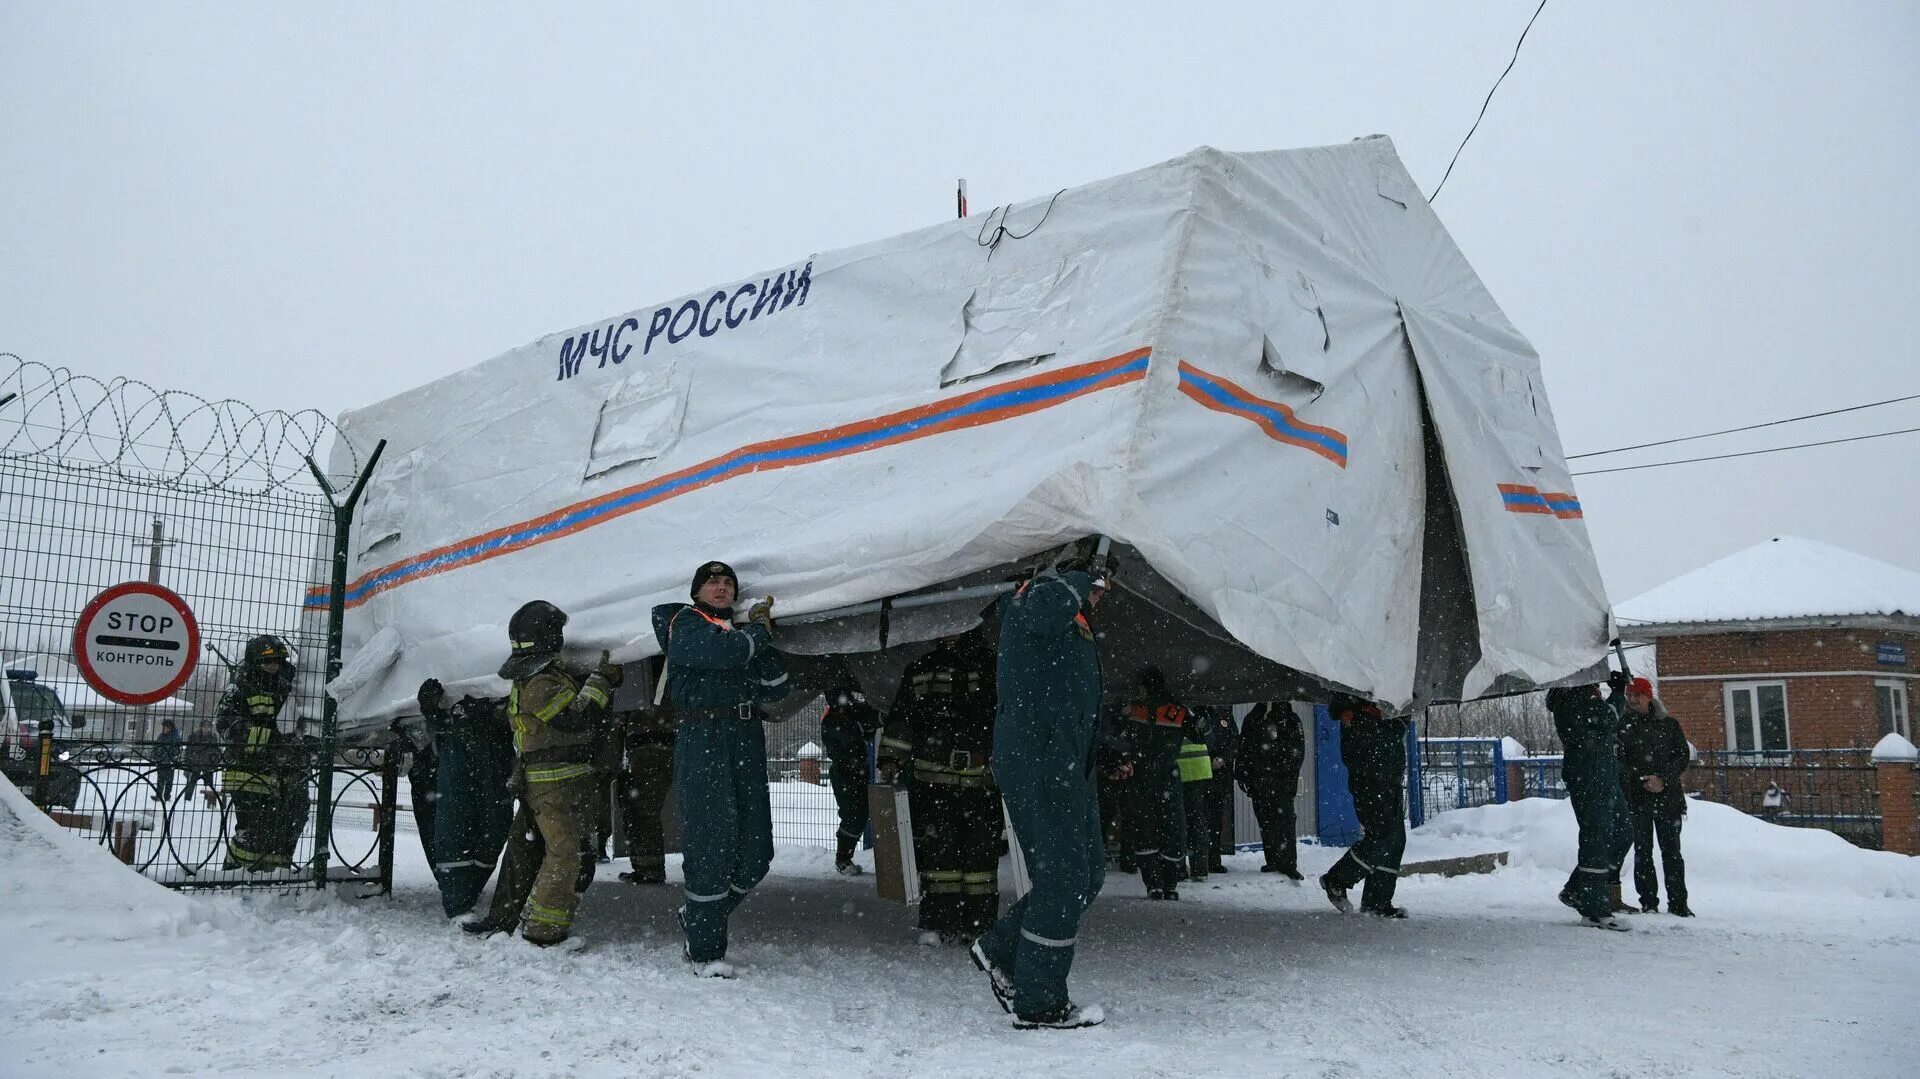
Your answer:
[957,179,968,219]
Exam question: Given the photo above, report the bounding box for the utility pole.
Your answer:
[127,517,175,743]
[137,517,175,584]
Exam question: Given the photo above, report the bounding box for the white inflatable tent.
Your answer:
[315,137,1610,731]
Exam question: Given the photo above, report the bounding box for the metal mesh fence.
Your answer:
[766,694,840,848]
[1,357,385,888]
[1,454,333,741]
[1511,756,1567,800]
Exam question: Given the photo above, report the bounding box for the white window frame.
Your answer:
[1874,679,1911,741]
[1723,680,1791,755]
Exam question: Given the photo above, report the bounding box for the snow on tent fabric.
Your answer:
[310,137,1611,731]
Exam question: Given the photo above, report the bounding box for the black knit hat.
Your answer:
[690,560,739,600]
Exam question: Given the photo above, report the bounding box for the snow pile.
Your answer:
[0,774,206,948]
[5,773,1918,1078]
[1419,795,1920,899]
[1871,732,1918,762]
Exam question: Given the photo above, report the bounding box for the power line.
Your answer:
[1428,0,1551,204]
[1571,425,1920,476]
[1568,391,1920,460]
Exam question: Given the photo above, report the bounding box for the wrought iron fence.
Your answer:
[5,738,397,889]
[1691,748,1882,849]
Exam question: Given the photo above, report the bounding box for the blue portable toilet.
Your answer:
[1314,703,1360,846]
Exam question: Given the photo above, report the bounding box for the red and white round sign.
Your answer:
[72,582,201,706]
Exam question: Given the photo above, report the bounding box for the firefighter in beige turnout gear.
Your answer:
[498,600,621,947]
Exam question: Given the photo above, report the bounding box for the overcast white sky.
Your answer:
[4,1,1916,603]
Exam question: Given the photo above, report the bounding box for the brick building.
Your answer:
[1615,536,1919,753]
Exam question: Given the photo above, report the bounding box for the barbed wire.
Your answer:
[0,354,356,494]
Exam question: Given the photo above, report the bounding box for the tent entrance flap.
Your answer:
[1411,371,1482,707]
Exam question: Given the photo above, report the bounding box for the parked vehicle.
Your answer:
[3,668,78,761]
[2,670,90,805]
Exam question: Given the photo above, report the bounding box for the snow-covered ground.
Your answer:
[4,776,1917,1079]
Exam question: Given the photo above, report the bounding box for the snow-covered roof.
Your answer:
[1615,536,1920,628]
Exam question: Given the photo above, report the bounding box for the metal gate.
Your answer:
[0,356,389,889]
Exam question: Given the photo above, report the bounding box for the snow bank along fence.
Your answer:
[0,357,396,889]
[1412,724,1920,854]
[1688,746,1916,853]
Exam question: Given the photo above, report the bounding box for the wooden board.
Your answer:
[868,784,918,904]
[1399,851,1509,878]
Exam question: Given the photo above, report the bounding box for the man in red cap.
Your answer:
[1613,676,1693,916]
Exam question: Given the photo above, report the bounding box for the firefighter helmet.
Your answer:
[244,634,289,667]
[499,600,568,680]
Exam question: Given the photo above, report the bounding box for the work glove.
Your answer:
[747,596,776,630]
[417,678,446,715]
[1607,669,1630,695]
[595,652,624,688]
[1057,542,1120,590]
[1053,537,1101,576]
[1090,553,1119,592]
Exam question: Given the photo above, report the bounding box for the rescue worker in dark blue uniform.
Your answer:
[216,635,297,872]
[396,715,438,874]
[1320,694,1411,918]
[652,560,788,978]
[820,682,881,876]
[1107,667,1190,900]
[416,678,516,919]
[1235,701,1306,879]
[1549,682,1635,929]
[879,627,1003,943]
[968,548,1114,1030]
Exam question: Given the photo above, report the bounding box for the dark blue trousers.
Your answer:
[675,717,773,963]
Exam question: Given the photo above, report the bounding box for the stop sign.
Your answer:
[72,582,202,706]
